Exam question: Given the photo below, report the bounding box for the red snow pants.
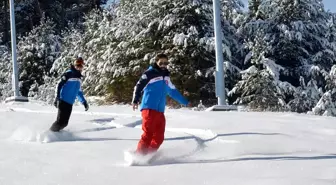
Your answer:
[136,109,166,155]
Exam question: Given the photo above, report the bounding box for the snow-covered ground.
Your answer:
[1,102,336,185]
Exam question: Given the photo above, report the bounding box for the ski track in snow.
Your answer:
[3,104,336,184]
[0,107,141,118]
[97,118,240,166]
[3,106,239,159]
[2,105,241,168]
[2,106,237,145]
[97,119,239,145]
[0,106,136,143]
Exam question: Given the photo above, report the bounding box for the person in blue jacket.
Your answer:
[132,53,190,155]
[50,57,89,132]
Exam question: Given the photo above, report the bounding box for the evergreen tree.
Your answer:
[17,16,61,97]
[247,0,264,21]
[102,0,243,104]
[229,66,287,111]
[312,65,336,116]
[36,9,114,103]
[233,0,333,113]
[0,0,108,47]
[0,0,10,44]
[260,0,333,87]
[228,30,289,111]
[0,44,12,100]
[31,23,85,103]
[288,76,322,113]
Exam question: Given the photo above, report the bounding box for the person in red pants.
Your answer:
[132,53,189,155]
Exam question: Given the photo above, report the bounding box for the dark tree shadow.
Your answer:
[165,132,283,142]
[89,118,142,128]
[44,130,138,143]
[219,132,282,137]
[76,126,117,133]
[90,117,115,124]
[46,137,138,143]
[124,120,142,128]
[77,118,142,133]
[143,154,336,167]
[156,132,283,163]
[136,132,294,167]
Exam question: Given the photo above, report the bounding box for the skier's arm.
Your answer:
[77,87,89,111]
[132,73,150,104]
[77,87,86,104]
[166,77,188,106]
[55,72,70,99]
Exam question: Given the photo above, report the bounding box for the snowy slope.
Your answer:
[1,102,336,185]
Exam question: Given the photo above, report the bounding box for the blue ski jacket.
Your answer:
[132,64,188,112]
[55,65,87,105]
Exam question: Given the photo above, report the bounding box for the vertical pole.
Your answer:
[213,0,226,105]
[9,0,20,97]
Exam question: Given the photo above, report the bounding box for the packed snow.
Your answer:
[1,102,336,185]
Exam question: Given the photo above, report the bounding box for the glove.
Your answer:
[53,98,59,108]
[83,101,89,111]
[132,103,138,111]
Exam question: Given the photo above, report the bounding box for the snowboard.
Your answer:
[123,150,161,166]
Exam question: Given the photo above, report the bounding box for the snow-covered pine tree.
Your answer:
[102,0,243,104]
[327,13,336,53]
[235,0,332,113]
[247,0,264,20]
[220,0,245,100]
[288,76,322,113]
[228,30,288,111]
[31,23,85,104]
[39,0,108,32]
[235,0,268,85]
[222,0,244,22]
[260,0,333,87]
[0,44,12,100]
[36,8,116,104]
[313,13,336,114]
[36,0,244,105]
[309,12,336,116]
[312,65,336,116]
[237,0,267,44]
[17,16,61,97]
[79,9,118,98]
[312,91,336,116]
[229,66,287,111]
[0,0,10,44]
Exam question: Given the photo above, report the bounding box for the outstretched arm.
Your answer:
[77,87,89,111]
[166,77,188,106]
[132,73,150,104]
[77,87,86,104]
